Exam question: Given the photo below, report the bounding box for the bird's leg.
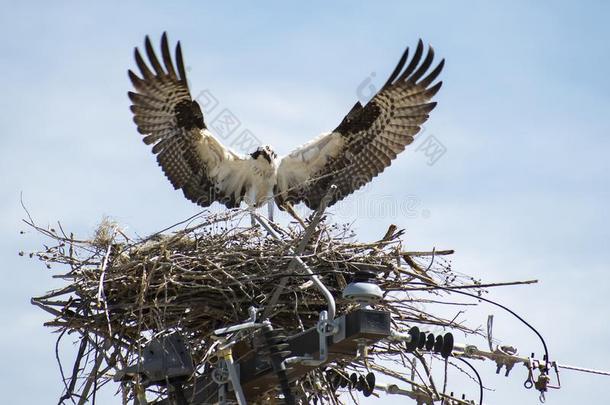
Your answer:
[248,205,258,227]
[267,200,275,222]
[246,189,258,227]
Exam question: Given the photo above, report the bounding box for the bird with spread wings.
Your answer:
[128,33,444,219]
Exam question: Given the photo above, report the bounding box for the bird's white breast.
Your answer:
[247,157,278,206]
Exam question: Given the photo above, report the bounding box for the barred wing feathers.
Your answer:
[128,33,250,208]
[275,40,444,210]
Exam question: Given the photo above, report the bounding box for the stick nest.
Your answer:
[29,210,487,404]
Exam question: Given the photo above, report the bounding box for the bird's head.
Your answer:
[250,145,277,164]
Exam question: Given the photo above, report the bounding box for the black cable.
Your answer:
[409,281,550,371]
[456,357,483,405]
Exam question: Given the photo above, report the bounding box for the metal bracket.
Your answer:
[493,345,520,376]
[209,306,265,405]
[114,333,194,386]
[291,310,339,366]
[213,306,261,337]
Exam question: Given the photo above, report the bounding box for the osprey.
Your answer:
[128,33,443,215]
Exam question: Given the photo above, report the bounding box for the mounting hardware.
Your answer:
[114,332,194,386]
[211,360,230,385]
[296,310,338,366]
[209,307,266,405]
[212,306,261,337]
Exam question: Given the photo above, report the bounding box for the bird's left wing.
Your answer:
[275,40,444,210]
[128,33,252,208]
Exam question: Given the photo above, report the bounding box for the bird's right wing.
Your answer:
[128,33,252,208]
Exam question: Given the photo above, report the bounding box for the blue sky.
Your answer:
[1,1,609,404]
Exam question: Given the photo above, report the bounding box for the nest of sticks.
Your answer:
[28,208,502,404]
